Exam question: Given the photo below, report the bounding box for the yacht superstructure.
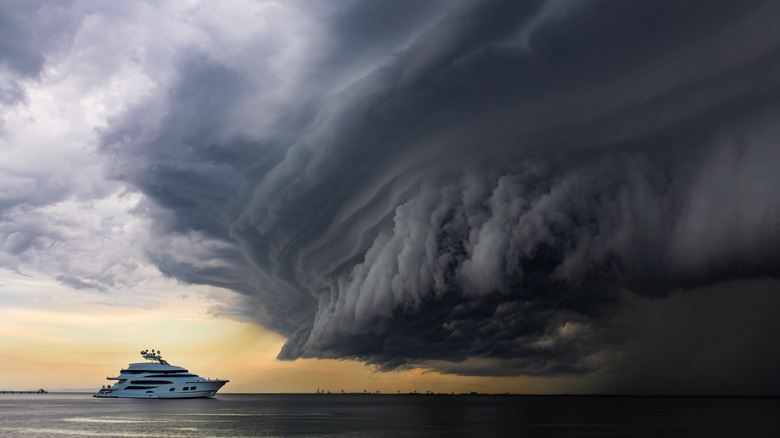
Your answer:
[94,350,228,398]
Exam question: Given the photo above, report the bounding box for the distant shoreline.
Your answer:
[0,390,47,394]
[228,392,780,398]
[3,391,777,398]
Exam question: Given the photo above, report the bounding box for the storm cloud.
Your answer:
[5,0,778,393]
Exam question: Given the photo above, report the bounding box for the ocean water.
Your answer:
[0,393,777,437]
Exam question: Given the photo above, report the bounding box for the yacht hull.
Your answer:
[94,380,227,399]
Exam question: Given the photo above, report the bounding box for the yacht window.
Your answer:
[170,388,175,391]
[146,374,197,378]
[146,390,153,393]
[130,380,173,385]
[191,386,197,390]
[183,387,189,390]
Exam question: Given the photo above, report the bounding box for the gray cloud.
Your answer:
[0,2,47,76]
[0,1,169,292]
[93,0,780,392]
[0,0,83,107]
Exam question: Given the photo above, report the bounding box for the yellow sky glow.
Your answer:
[0,304,571,394]
[0,270,581,395]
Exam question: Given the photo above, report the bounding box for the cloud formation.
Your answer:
[3,0,779,393]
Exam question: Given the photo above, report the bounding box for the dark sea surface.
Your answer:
[0,393,778,437]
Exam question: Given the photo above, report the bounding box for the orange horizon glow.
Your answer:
[0,270,593,395]
[0,308,588,395]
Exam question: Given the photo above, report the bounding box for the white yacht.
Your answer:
[94,349,228,398]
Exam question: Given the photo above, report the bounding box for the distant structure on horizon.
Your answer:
[0,389,47,394]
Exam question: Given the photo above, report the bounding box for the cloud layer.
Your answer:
[3,0,779,393]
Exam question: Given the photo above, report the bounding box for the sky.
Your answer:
[1,0,779,395]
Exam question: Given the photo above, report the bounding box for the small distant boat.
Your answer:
[94,349,228,399]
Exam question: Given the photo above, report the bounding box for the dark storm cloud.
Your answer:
[101,0,780,389]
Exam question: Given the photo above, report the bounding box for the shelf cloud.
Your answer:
[3,0,779,393]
